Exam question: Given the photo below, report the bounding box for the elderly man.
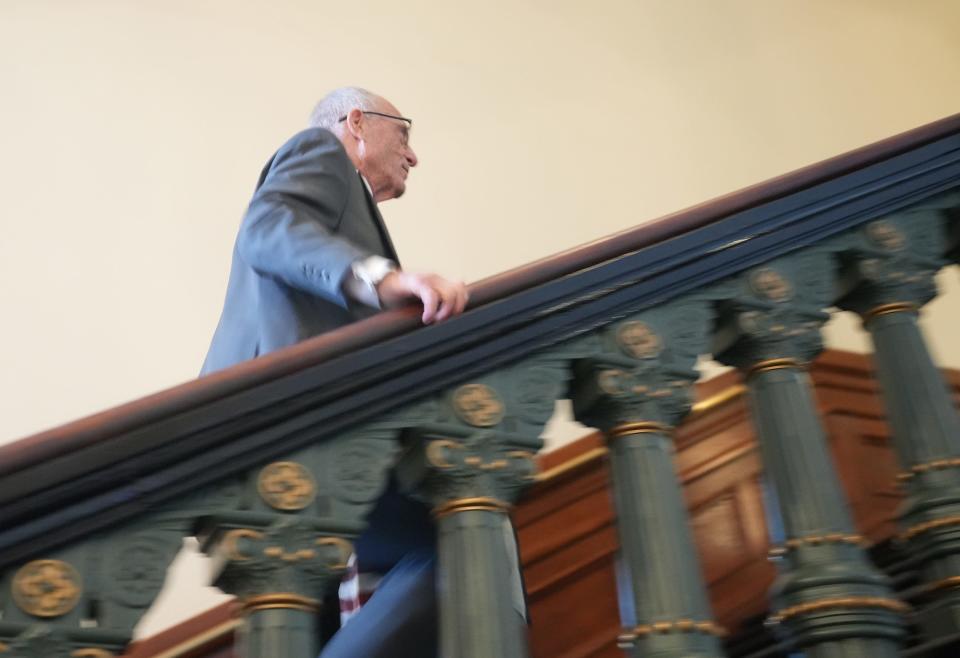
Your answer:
[203,88,467,372]
[202,87,464,657]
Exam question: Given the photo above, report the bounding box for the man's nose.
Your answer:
[406,146,418,167]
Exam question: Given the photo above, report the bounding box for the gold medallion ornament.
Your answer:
[616,321,662,359]
[865,220,906,251]
[452,384,505,427]
[12,559,82,618]
[257,461,316,511]
[750,268,792,302]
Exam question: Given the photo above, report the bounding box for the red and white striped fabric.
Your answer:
[338,554,383,625]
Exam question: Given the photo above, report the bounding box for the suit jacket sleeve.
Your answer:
[235,128,371,309]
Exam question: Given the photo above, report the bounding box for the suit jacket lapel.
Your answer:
[358,172,401,266]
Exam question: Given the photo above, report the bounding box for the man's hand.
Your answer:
[376,271,469,324]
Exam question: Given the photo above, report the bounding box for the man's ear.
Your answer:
[345,108,364,140]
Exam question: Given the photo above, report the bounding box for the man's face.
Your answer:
[357,101,418,202]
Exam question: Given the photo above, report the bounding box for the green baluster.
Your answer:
[837,207,960,639]
[398,355,568,658]
[714,253,906,658]
[570,302,725,657]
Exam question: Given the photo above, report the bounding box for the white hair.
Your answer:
[308,87,382,130]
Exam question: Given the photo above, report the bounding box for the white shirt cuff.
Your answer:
[344,256,397,308]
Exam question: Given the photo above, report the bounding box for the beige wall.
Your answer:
[2,0,960,442]
[2,0,960,635]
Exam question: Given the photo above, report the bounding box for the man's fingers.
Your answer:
[389,273,468,324]
[428,279,469,322]
[434,281,459,321]
[455,283,469,314]
[416,281,440,323]
[438,282,468,321]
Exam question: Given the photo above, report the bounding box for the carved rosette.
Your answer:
[750,267,794,303]
[329,441,391,504]
[616,321,663,359]
[307,427,403,521]
[452,384,506,427]
[257,461,317,511]
[11,560,82,619]
[212,517,352,605]
[437,355,571,437]
[194,477,245,514]
[108,541,168,609]
[510,367,564,425]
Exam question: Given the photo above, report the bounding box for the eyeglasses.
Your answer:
[337,110,413,127]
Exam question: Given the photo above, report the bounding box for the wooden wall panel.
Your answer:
[691,487,756,587]
[526,558,622,658]
[825,414,903,541]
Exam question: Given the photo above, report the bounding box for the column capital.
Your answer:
[835,210,949,316]
[205,517,352,604]
[402,431,538,511]
[712,252,834,370]
[569,300,711,431]
[397,353,572,510]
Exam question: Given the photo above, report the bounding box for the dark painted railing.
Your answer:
[1,114,959,658]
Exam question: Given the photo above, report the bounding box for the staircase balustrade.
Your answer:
[2,115,960,658]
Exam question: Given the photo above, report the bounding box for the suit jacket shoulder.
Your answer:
[254,127,354,218]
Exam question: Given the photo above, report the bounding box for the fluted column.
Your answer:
[571,302,724,658]
[714,254,906,658]
[398,357,565,658]
[837,212,960,637]
[435,495,530,656]
[401,431,538,658]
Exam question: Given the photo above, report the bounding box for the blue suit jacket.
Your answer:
[202,127,399,374]
[202,128,434,571]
